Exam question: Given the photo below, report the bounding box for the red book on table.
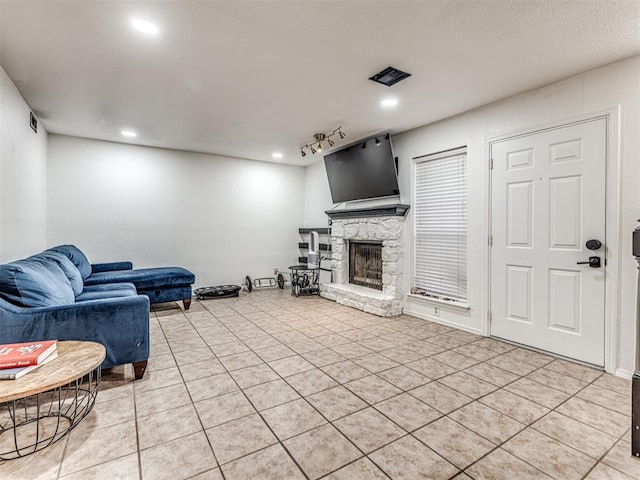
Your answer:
[0,340,58,369]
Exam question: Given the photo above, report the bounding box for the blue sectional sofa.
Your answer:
[0,245,195,379]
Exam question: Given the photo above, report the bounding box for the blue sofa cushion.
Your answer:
[85,267,195,289]
[46,245,92,280]
[76,283,137,302]
[38,251,84,296]
[0,257,75,308]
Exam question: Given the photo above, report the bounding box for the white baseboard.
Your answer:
[403,307,483,336]
[615,368,633,380]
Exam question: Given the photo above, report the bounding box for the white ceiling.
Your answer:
[1,1,639,166]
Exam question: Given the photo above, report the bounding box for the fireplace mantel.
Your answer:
[325,204,410,220]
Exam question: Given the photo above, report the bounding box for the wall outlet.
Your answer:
[273,268,278,275]
[434,306,440,316]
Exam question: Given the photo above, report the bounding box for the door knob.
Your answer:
[577,256,601,268]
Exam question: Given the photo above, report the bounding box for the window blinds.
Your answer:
[414,148,467,303]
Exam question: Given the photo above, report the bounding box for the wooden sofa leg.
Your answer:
[133,360,147,380]
[183,298,192,310]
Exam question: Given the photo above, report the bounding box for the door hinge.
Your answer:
[490,157,494,170]
[488,235,493,247]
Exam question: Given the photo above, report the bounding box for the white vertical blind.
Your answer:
[414,148,467,303]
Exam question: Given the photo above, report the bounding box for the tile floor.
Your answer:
[1,289,638,480]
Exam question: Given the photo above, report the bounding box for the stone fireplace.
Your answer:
[320,204,409,317]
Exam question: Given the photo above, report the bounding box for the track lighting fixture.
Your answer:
[361,141,366,149]
[375,137,381,146]
[385,133,390,140]
[300,126,346,157]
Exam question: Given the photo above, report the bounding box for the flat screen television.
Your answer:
[323,134,399,203]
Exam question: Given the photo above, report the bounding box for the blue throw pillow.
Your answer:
[38,251,84,296]
[46,245,92,280]
[0,257,75,308]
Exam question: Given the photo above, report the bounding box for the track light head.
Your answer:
[361,141,366,149]
[384,133,390,140]
[375,137,381,146]
[300,127,345,156]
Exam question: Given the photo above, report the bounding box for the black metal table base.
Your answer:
[0,368,101,460]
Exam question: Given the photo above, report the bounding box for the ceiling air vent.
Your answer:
[369,66,411,87]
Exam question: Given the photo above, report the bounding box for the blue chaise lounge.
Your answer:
[49,245,196,310]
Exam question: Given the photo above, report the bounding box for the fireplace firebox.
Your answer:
[349,241,383,290]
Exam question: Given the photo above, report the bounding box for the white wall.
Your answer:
[303,160,332,227]
[0,66,48,261]
[304,56,640,375]
[47,135,306,287]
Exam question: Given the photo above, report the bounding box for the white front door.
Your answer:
[490,118,607,366]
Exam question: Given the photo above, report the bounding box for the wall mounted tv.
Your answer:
[323,133,399,203]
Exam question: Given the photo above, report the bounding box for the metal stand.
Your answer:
[289,265,320,296]
[0,367,101,460]
[632,221,640,457]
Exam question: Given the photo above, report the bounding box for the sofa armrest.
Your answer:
[92,261,133,273]
[0,295,150,368]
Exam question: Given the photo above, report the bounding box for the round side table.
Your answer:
[0,340,106,460]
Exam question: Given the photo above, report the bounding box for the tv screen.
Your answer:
[323,134,399,203]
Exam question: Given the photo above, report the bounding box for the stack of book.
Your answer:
[0,340,58,380]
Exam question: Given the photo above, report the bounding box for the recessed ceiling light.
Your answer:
[121,130,137,138]
[131,19,159,35]
[381,98,398,107]
[272,152,283,159]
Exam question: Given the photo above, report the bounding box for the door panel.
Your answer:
[549,176,581,248]
[490,118,606,366]
[507,182,533,247]
[548,269,581,333]
[506,265,532,323]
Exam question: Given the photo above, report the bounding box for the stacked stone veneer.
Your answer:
[320,216,405,317]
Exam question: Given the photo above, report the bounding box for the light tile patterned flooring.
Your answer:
[1,289,638,480]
